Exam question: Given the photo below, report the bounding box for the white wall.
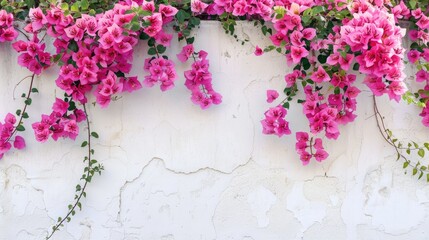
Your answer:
[1,21,429,240]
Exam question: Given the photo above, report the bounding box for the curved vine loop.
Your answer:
[46,104,103,240]
[373,95,429,180]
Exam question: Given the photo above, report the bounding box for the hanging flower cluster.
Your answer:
[0,0,426,167]
[32,98,86,142]
[0,114,25,159]
[0,9,17,42]
[256,0,412,165]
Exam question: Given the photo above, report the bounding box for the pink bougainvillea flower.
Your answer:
[302,28,316,40]
[154,31,173,47]
[416,15,429,29]
[5,113,16,125]
[290,46,308,64]
[338,54,354,71]
[314,149,329,162]
[407,50,421,63]
[13,136,26,150]
[29,8,47,32]
[266,90,279,103]
[191,0,209,14]
[159,4,179,18]
[52,98,69,115]
[177,44,194,62]
[310,66,330,83]
[254,45,263,56]
[121,76,142,93]
[296,132,309,142]
[290,30,304,46]
[416,70,429,82]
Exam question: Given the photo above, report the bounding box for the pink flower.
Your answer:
[296,132,309,142]
[314,149,328,162]
[177,44,194,63]
[302,28,316,40]
[159,4,179,18]
[290,30,304,46]
[290,46,309,64]
[121,76,142,93]
[299,151,312,165]
[154,31,173,47]
[5,113,16,125]
[191,0,209,14]
[416,70,429,82]
[266,90,279,103]
[29,8,47,32]
[13,136,26,150]
[310,66,330,83]
[338,54,354,71]
[407,50,421,63]
[52,98,69,115]
[416,15,429,29]
[254,46,263,56]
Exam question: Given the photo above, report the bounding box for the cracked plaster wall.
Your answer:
[1,22,429,240]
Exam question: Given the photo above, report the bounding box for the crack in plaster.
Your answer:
[116,156,253,227]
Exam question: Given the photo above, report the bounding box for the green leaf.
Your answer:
[16,109,21,116]
[148,47,157,55]
[81,141,88,147]
[139,32,150,40]
[16,125,25,132]
[24,0,35,8]
[413,168,418,175]
[283,102,290,109]
[312,6,325,15]
[68,41,79,53]
[148,38,156,47]
[60,2,69,11]
[409,0,417,9]
[317,54,328,64]
[182,28,191,37]
[22,112,29,119]
[175,10,190,24]
[24,98,32,105]
[80,0,89,10]
[189,17,200,26]
[403,161,409,168]
[334,87,340,95]
[130,22,141,31]
[418,149,425,158]
[353,63,360,71]
[156,45,166,54]
[31,88,38,93]
[301,58,311,70]
[301,15,311,24]
[91,132,99,138]
[71,2,80,12]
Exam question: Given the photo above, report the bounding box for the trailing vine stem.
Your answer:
[373,95,429,180]
[3,73,35,145]
[46,103,103,240]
